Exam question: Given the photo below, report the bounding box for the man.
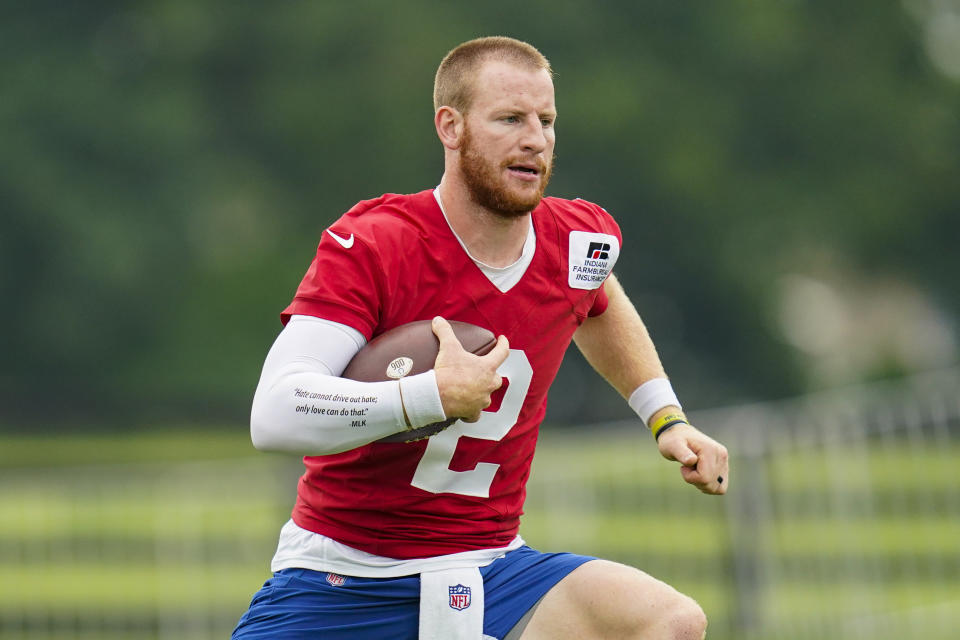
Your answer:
[233,36,728,640]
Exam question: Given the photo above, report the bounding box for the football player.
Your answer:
[233,36,728,640]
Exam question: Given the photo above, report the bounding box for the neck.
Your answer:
[437,175,531,268]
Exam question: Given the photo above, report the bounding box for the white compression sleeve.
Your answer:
[250,315,446,455]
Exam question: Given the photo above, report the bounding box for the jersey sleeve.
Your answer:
[578,199,622,318]
[281,230,384,340]
[587,285,609,317]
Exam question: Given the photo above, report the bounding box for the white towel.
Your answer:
[419,566,485,640]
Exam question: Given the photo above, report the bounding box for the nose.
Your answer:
[520,117,548,154]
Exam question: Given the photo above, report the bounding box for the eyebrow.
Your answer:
[496,108,556,118]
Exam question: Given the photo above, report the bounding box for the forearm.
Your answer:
[250,316,445,455]
[573,274,670,398]
[251,367,425,454]
[574,274,682,429]
[577,278,728,493]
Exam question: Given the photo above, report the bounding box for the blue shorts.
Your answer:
[232,545,594,639]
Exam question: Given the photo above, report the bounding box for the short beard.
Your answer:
[459,127,553,217]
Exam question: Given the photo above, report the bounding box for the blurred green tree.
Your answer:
[2,0,957,428]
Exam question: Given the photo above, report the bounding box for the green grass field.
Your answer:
[1,427,957,640]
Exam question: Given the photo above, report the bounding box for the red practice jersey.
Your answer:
[282,189,622,558]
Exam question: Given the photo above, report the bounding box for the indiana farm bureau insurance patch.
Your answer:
[568,230,620,290]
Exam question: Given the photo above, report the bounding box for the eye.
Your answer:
[502,115,520,124]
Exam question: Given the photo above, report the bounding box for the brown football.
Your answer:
[341,319,498,443]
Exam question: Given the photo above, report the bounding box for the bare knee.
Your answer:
[620,577,706,640]
[600,562,707,640]
[658,592,707,640]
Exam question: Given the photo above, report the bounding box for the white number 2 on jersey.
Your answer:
[411,349,533,497]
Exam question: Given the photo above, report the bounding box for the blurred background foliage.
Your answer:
[2,0,958,430]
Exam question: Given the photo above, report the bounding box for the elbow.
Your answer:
[249,399,337,455]
[249,423,270,452]
[249,401,279,452]
[248,388,351,456]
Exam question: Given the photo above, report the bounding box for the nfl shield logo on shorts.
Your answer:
[448,584,471,610]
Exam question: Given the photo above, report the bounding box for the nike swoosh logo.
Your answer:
[326,229,354,249]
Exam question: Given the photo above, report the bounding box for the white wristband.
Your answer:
[628,378,682,426]
[398,370,447,428]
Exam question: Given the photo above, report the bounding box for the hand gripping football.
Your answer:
[341,319,498,443]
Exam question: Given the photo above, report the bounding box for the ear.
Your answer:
[435,106,464,150]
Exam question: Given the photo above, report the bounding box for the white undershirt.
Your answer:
[256,318,526,575]
[271,519,524,577]
[259,194,540,575]
[252,191,538,454]
[433,187,535,293]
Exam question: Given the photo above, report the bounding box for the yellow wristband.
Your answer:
[649,411,688,441]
